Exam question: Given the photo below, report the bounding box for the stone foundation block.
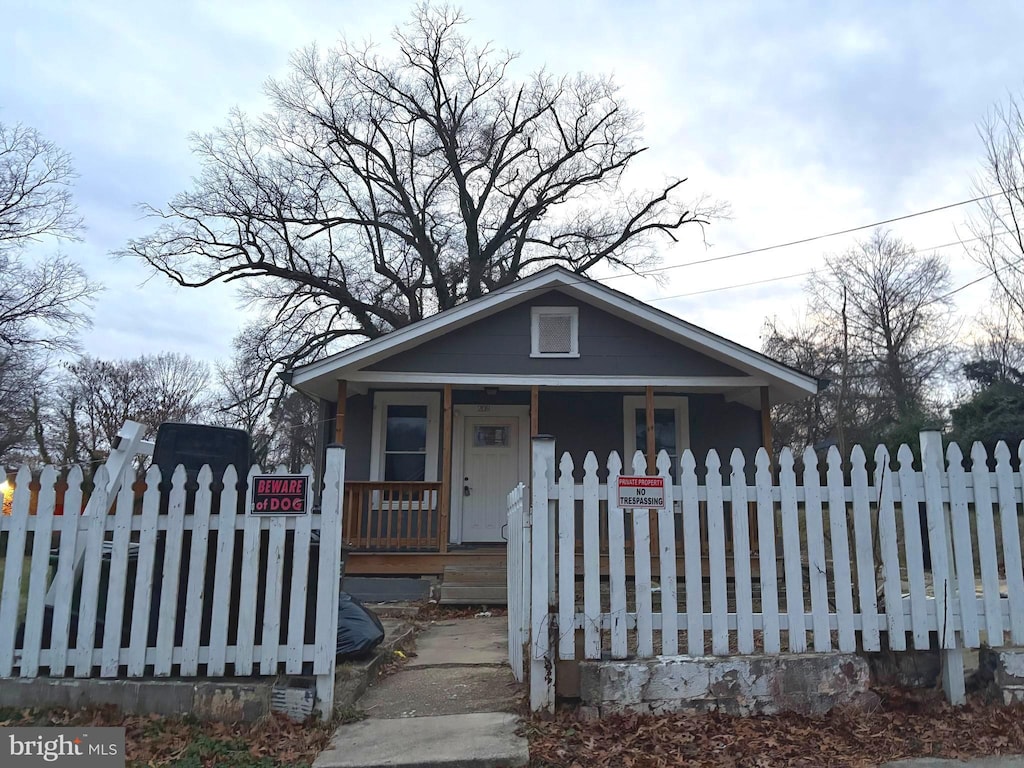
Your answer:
[977,647,1024,704]
[579,653,869,717]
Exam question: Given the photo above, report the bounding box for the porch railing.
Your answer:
[342,481,442,551]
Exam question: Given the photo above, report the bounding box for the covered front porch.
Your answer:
[327,378,776,576]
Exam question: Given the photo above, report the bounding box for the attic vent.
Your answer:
[531,306,579,358]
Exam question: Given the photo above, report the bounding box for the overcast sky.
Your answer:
[3,1,1022,368]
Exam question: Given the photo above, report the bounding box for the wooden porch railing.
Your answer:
[342,481,442,551]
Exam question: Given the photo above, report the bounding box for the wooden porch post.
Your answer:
[438,384,453,554]
[334,380,347,444]
[645,385,656,473]
[759,386,773,454]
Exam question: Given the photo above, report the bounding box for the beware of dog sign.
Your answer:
[249,475,310,515]
[616,476,665,509]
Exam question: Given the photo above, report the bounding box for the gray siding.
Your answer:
[343,393,374,481]
[366,290,746,377]
[538,391,761,478]
[340,389,761,483]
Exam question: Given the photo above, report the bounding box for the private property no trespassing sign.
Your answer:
[616,476,665,509]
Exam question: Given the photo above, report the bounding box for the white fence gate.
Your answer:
[509,431,1024,712]
[0,437,345,720]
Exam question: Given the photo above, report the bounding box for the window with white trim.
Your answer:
[531,306,579,358]
[370,392,440,481]
[622,395,690,471]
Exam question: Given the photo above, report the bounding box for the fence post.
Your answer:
[920,430,965,705]
[314,444,346,720]
[530,435,556,711]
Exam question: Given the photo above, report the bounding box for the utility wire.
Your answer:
[601,188,1010,283]
[647,234,990,304]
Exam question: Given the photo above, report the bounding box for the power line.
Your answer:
[600,188,1010,283]
[646,234,991,305]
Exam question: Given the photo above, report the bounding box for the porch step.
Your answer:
[440,566,507,605]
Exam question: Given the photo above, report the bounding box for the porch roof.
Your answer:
[289,266,821,406]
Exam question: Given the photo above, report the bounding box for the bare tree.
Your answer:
[809,230,956,429]
[763,231,956,454]
[0,122,98,350]
[65,352,212,466]
[0,345,47,463]
[123,5,716,382]
[969,91,1024,321]
[214,330,318,469]
[962,294,1024,391]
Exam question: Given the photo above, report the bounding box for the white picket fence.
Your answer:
[512,432,1024,711]
[506,482,529,683]
[0,445,345,720]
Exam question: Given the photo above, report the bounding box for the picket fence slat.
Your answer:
[802,449,831,652]
[972,442,1004,643]
[287,466,314,674]
[728,450,753,655]
[607,452,628,660]
[826,447,856,652]
[101,477,135,677]
[0,466,32,676]
[629,451,654,658]
[76,467,110,678]
[779,450,806,652]
[261,514,287,675]
[181,466,213,677]
[128,466,161,676]
[582,453,602,659]
[996,443,1024,643]
[705,451,728,655]
[921,433,956,651]
[946,444,980,647]
[22,466,57,677]
[657,451,679,656]
[754,449,781,654]
[558,454,576,661]
[235,466,263,676]
[50,466,84,677]
[851,446,881,651]
[681,451,704,655]
[875,446,907,651]
[897,444,930,650]
[154,466,187,677]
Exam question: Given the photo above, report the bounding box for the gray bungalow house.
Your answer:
[289,266,819,587]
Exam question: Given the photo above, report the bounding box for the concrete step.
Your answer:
[439,585,507,604]
[440,563,507,605]
[313,712,528,768]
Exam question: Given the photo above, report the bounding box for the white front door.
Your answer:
[456,407,527,542]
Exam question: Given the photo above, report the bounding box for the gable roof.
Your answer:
[290,265,820,403]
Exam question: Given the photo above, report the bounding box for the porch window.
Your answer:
[370,392,440,482]
[622,395,690,471]
[531,306,579,358]
[384,405,428,480]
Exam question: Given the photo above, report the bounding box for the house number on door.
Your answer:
[477,405,490,412]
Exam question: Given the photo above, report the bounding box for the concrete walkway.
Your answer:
[314,616,528,768]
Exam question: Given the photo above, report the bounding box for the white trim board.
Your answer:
[369,391,441,482]
[345,372,768,388]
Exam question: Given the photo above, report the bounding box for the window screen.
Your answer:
[384,404,427,481]
[537,314,574,354]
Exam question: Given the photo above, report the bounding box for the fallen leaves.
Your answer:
[527,688,1024,767]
